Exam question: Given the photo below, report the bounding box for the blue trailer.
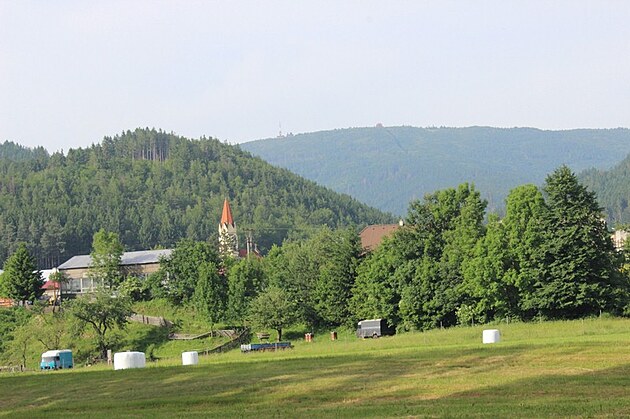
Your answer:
[240,342,293,353]
[40,349,73,370]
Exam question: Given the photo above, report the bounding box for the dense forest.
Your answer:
[242,126,630,215]
[580,153,630,226]
[0,129,392,268]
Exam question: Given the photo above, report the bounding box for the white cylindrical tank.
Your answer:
[114,351,146,370]
[182,351,199,366]
[482,329,501,344]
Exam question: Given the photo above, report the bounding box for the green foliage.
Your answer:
[263,227,362,328]
[532,166,627,318]
[154,239,220,304]
[0,141,48,162]
[192,262,225,329]
[0,243,43,303]
[461,214,516,323]
[350,238,404,326]
[312,228,361,326]
[89,229,124,289]
[118,276,149,302]
[29,308,71,351]
[501,184,547,317]
[352,171,627,330]
[69,288,133,358]
[580,152,630,225]
[264,241,319,327]
[226,257,266,322]
[248,286,297,341]
[389,183,487,330]
[0,308,31,354]
[0,128,392,268]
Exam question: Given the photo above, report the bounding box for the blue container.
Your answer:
[40,350,73,370]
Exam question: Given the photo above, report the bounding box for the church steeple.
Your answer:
[220,198,235,227]
[218,198,238,258]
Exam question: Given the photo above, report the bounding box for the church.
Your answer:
[218,198,260,259]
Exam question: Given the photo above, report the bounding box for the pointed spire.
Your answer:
[220,198,234,226]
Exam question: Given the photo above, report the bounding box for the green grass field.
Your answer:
[1,317,629,418]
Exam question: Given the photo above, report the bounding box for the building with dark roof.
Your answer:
[58,249,172,296]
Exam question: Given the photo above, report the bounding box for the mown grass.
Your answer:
[1,317,628,417]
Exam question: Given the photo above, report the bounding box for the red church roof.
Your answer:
[221,198,235,226]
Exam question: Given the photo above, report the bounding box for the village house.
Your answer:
[359,221,403,253]
[57,249,172,297]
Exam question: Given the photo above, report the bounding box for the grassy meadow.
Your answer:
[1,317,629,417]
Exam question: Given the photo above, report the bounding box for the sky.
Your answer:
[2,1,630,152]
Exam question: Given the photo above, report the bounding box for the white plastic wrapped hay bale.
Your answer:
[114,351,146,370]
[482,329,501,344]
[182,351,199,366]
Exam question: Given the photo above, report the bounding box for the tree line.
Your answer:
[1,165,629,364]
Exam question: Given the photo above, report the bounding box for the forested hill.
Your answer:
[580,153,630,226]
[0,129,392,268]
[241,126,630,215]
[0,141,49,162]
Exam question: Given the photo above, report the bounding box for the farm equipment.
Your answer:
[240,342,293,352]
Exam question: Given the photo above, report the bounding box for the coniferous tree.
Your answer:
[534,166,626,318]
[0,243,43,303]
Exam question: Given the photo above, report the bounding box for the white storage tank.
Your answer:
[482,329,501,344]
[182,351,199,366]
[114,351,146,370]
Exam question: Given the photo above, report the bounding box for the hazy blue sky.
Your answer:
[2,1,630,152]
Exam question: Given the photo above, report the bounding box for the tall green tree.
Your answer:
[461,214,516,323]
[155,239,221,304]
[350,238,403,326]
[0,243,43,303]
[193,261,225,329]
[264,241,319,327]
[89,229,124,289]
[226,257,266,323]
[502,184,546,317]
[394,184,486,330]
[534,166,626,318]
[312,228,361,326]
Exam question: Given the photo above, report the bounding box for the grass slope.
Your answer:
[1,318,629,417]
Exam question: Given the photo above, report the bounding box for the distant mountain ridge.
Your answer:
[580,153,630,226]
[241,126,630,215]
